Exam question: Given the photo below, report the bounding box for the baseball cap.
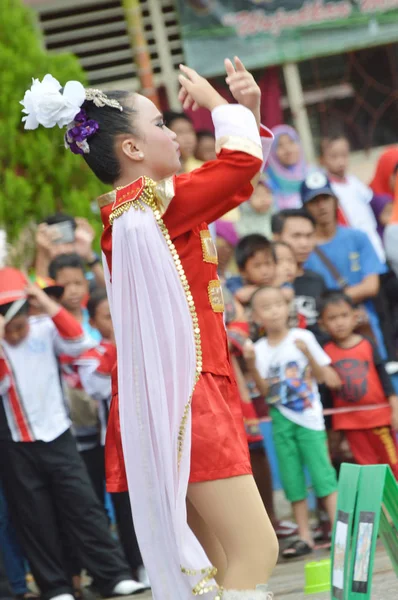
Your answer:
[0,268,27,306]
[0,268,28,323]
[300,171,337,205]
[34,275,64,300]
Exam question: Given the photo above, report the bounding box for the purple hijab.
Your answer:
[266,125,307,210]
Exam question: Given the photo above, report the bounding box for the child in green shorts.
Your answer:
[243,286,338,559]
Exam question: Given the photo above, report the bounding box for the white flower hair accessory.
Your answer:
[20,74,86,130]
[21,74,124,154]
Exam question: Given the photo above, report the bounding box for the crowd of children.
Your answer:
[1,117,398,598]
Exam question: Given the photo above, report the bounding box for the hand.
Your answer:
[294,339,310,356]
[280,285,294,303]
[324,367,343,391]
[225,57,261,126]
[26,281,50,310]
[355,306,369,326]
[36,222,74,260]
[26,281,59,317]
[36,223,55,256]
[235,285,258,305]
[178,64,228,112]
[242,339,256,370]
[74,218,95,262]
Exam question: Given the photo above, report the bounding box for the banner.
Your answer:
[176,1,398,76]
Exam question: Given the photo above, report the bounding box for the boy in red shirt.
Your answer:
[321,290,398,478]
[77,289,149,588]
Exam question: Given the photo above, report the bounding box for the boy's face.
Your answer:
[251,182,272,214]
[305,194,336,228]
[321,300,356,341]
[196,136,216,162]
[55,267,88,312]
[252,287,289,331]
[241,250,276,286]
[169,118,197,161]
[274,244,297,284]
[279,217,316,266]
[322,138,350,178]
[5,314,30,346]
[90,299,114,341]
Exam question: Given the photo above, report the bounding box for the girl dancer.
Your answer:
[21,59,278,599]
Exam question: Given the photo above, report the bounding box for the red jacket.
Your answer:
[98,130,272,491]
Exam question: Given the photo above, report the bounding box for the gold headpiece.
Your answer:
[85,88,123,111]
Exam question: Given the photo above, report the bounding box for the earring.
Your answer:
[138,152,144,159]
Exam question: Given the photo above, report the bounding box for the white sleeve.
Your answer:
[352,176,373,204]
[212,104,274,163]
[212,104,261,146]
[78,362,111,402]
[53,329,95,357]
[300,330,331,366]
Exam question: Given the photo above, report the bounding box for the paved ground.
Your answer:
[131,545,396,600]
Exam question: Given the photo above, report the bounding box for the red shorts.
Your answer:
[105,372,251,492]
[345,427,398,479]
[189,372,251,483]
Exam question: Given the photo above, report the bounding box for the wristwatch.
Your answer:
[87,253,101,268]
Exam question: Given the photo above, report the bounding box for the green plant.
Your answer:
[0,0,107,244]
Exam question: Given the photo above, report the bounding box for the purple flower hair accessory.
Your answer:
[64,109,99,155]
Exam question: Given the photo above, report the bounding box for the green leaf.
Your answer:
[0,0,107,248]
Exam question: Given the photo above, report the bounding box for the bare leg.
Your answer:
[321,492,337,527]
[250,447,276,525]
[291,499,313,547]
[187,499,227,584]
[187,475,278,590]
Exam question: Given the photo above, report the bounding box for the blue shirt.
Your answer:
[82,308,101,343]
[226,275,244,295]
[305,226,387,358]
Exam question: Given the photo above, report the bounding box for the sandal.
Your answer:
[282,539,314,559]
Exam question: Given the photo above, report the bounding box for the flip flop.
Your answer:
[282,539,314,559]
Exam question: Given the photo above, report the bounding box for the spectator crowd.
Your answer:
[0,115,398,599]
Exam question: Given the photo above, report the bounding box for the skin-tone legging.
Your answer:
[187,475,279,590]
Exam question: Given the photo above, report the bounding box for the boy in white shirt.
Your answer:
[244,286,338,560]
[0,268,144,600]
[320,133,385,263]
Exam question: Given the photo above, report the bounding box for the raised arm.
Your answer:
[26,282,94,357]
[162,61,273,238]
[163,107,272,238]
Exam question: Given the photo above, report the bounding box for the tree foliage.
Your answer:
[0,0,106,243]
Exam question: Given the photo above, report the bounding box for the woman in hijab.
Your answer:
[369,147,398,196]
[266,125,307,210]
